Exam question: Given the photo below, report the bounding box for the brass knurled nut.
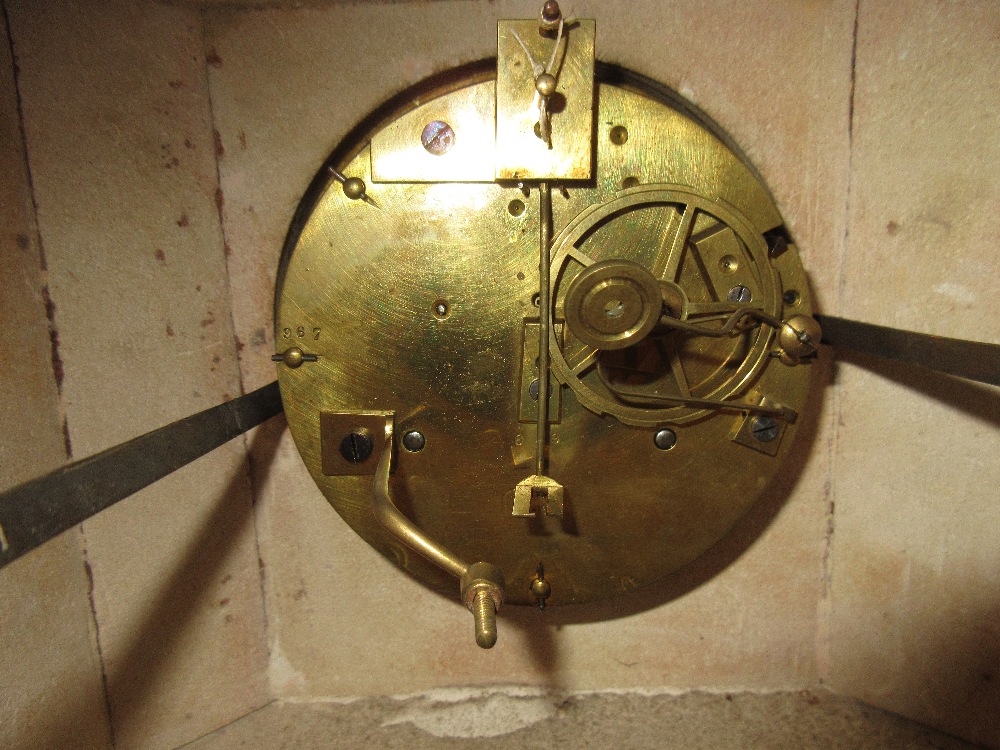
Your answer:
[460,561,505,612]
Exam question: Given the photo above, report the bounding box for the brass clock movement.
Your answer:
[2,1,996,654]
[274,3,821,648]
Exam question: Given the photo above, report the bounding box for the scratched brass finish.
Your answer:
[275,65,816,606]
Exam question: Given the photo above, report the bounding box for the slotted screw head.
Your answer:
[339,430,374,463]
[751,416,779,443]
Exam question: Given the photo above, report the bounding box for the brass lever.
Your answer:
[371,426,505,648]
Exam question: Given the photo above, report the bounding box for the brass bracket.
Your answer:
[320,411,394,476]
[495,18,595,180]
[513,474,564,518]
[731,396,789,456]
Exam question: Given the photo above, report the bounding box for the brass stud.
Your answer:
[539,0,561,31]
[778,314,822,362]
[271,347,317,368]
[531,562,552,610]
[342,177,366,201]
[535,73,557,98]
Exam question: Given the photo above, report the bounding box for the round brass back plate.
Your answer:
[275,63,815,607]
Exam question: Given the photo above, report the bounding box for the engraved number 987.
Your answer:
[282,326,321,340]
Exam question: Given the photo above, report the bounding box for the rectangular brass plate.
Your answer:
[320,411,394,476]
[518,321,562,424]
[496,19,595,181]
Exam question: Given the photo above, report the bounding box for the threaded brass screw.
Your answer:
[472,590,497,649]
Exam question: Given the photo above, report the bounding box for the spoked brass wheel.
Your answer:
[550,185,783,427]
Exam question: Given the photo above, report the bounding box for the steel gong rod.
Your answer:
[0,381,282,571]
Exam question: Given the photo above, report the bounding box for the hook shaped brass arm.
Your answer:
[371,429,505,648]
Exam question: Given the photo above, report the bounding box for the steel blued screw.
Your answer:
[402,430,426,453]
[528,378,553,401]
[751,416,779,443]
[654,428,677,450]
[421,120,455,156]
[339,430,374,464]
[727,284,752,304]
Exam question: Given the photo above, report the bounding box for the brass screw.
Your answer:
[461,562,504,649]
[471,590,497,649]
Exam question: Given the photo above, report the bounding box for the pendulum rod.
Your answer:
[536,181,553,476]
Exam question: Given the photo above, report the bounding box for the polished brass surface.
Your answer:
[496,19,595,179]
[275,62,817,607]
